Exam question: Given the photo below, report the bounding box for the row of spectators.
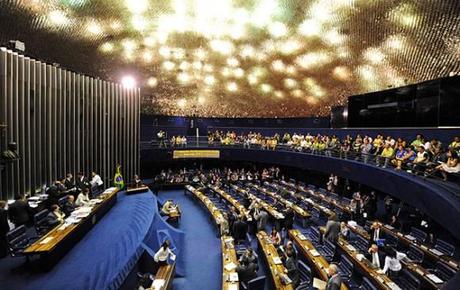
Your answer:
[157,131,460,180]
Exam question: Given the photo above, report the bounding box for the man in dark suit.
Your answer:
[324,216,340,243]
[64,173,76,191]
[62,195,76,216]
[326,264,342,290]
[8,195,30,227]
[0,200,10,258]
[236,260,257,283]
[232,217,248,243]
[76,172,90,193]
[369,222,383,246]
[47,180,66,205]
[284,208,294,230]
[285,249,300,288]
[366,244,384,270]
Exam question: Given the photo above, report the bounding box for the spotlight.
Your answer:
[121,76,136,88]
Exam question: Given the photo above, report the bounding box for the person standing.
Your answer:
[0,201,10,258]
[153,240,175,266]
[323,216,340,243]
[8,194,30,227]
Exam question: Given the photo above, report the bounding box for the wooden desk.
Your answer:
[380,224,460,272]
[250,183,310,220]
[221,236,240,290]
[257,231,294,290]
[24,187,119,268]
[270,182,336,221]
[150,262,176,290]
[231,184,284,221]
[126,185,149,194]
[185,185,224,231]
[210,186,251,220]
[289,229,348,290]
[336,236,398,290]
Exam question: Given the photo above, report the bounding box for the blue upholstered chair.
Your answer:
[398,269,420,290]
[296,260,312,290]
[409,227,427,244]
[407,245,424,264]
[241,275,265,290]
[318,240,336,262]
[432,261,457,281]
[359,277,378,290]
[434,239,455,257]
[6,225,35,257]
[33,209,51,235]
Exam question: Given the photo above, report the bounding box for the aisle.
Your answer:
[158,189,221,290]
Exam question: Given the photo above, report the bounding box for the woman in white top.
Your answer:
[382,248,407,278]
[76,189,91,207]
[154,240,175,266]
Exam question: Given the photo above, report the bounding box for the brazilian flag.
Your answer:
[114,164,125,189]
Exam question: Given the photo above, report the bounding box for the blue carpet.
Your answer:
[0,191,157,290]
[158,190,222,290]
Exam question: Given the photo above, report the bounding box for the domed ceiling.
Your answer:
[0,0,459,117]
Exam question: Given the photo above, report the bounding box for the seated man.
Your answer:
[62,195,76,216]
[239,248,258,266]
[236,259,257,283]
[410,146,429,174]
[161,200,180,216]
[366,244,384,269]
[46,204,65,227]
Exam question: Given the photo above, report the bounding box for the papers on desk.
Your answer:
[28,202,39,208]
[313,277,327,289]
[150,279,165,290]
[40,237,54,244]
[429,248,444,256]
[346,244,356,252]
[272,256,282,265]
[224,262,237,271]
[90,198,102,204]
[405,234,416,241]
[427,274,444,284]
[386,225,394,230]
[227,283,238,290]
[386,282,402,290]
[298,234,307,241]
[228,272,239,282]
[65,216,81,224]
[28,196,40,202]
[103,187,117,194]
[72,206,92,218]
[310,249,320,257]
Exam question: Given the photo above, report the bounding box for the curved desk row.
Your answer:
[185,185,240,290]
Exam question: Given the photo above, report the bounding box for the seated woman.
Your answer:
[153,240,175,266]
[75,188,91,207]
[270,227,282,247]
[391,145,407,170]
[46,204,65,227]
[436,150,460,180]
[381,248,408,279]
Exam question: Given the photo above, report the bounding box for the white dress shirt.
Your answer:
[371,252,381,268]
[154,247,175,262]
[373,228,380,241]
[383,252,407,273]
[91,174,103,187]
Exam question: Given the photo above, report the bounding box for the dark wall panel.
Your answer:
[0,47,140,200]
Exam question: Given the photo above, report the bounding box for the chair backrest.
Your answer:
[342,197,351,206]
[435,261,457,281]
[399,269,420,290]
[360,277,378,290]
[311,207,320,218]
[298,260,311,284]
[355,235,369,252]
[6,225,27,244]
[58,195,68,207]
[247,275,266,290]
[407,245,424,263]
[310,227,320,243]
[410,227,427,243]
[325,240,336,253]
[34,209,49,226]
[434,239,455,256]
[340,255,354,276]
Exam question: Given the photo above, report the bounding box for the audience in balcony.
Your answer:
[156,130,460,181]
[435,150,460,180]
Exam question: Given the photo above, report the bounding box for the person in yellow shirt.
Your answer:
[377,144,394,168]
